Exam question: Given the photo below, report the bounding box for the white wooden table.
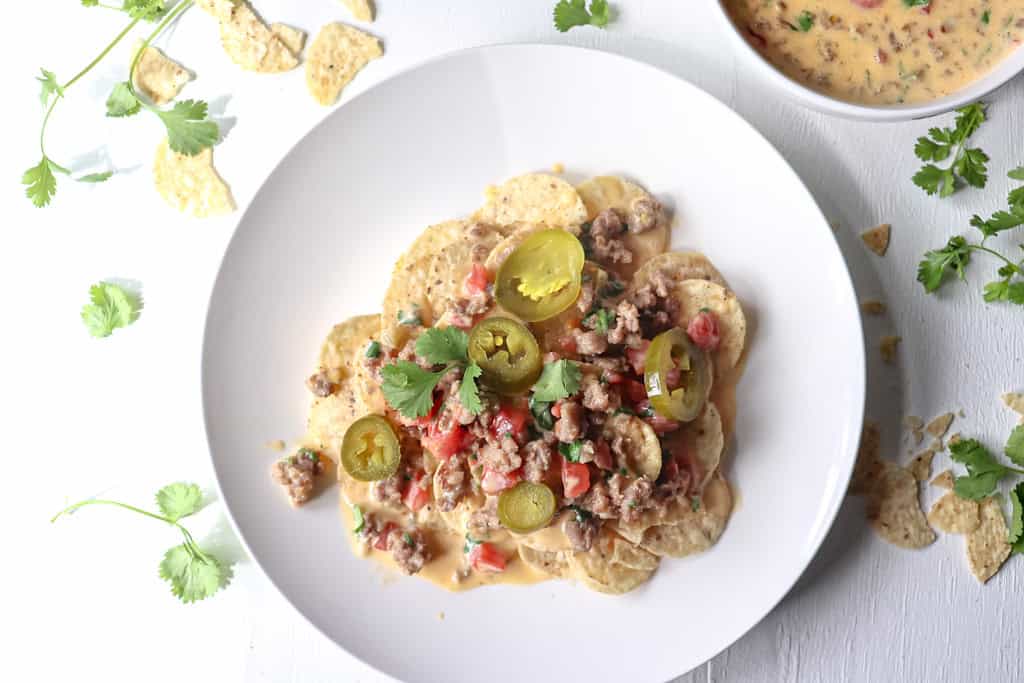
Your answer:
[5,1,1023,681]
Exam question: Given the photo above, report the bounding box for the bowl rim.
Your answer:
[712,0,1024,121]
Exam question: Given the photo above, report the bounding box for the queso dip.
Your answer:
[724,0,1024,105]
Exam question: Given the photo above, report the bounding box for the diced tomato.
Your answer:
[686,311,720,352]
[373,522,396,551]
[464,263,490,296]
[551,402,562,418]
[603,370,625,384]
[638,403,680,434]
[562,459,591,498]
[622,379,647,404]
[468,542,506,573]
[481,467,522,494]
[665,366,682,391]
[626,341,649,374]
[557,334,577,354]
[491,403,529,440]
[850,0,883,8]
[403,474,431,512]
[423,418,466,461]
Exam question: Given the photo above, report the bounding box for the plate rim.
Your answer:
[200,41,866,680]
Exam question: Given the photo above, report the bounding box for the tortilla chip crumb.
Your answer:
[266,439,286,452]
[865,460,935,549]
[861,223,891,256]
[849,421,882,496]
[966,497,1011,583]
[551,162,565,174]
[214,1,299,73]
[860,299,886,315]
[908,450,934,482]
[153,139,235,218]
[134,45,191,105]
[879,335,901,363]
[271,23,306,56]
[830,220,839,232]
[926,412,954,438]
[947,432,962,447]
[437,611,445,620]
[1003,392,1024,416]
[305,22,382,106]
[342,0,374,22]
[928,492,980,534]
[931,470,955,490]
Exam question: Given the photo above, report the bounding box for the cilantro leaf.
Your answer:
[22,157,59,208]
[584,308,615,333]
[352,504,365,534]
[123,0,166,21]
[155,483,204,521]
[553,0,610,32]
[81,282,142,338]
[913,136,948,162]
[381,361,447,418]
[532,359,582,402]
[1008,283,1024,305]
[159,544,228,604]
[559,440,583,463]
[365,340,381,358]
[529,395,555,431]
[106,82,141,118]
[983,280,1010,302]
[1006,425,1024,467]
[911,103,987,198]
[1011,483,1024,553]
[912,164,955,197]
[37,68,63,106]
[1008,166,1024,181]
[415,327,469,365]
[459,363,483,415]
[955,147,989,189]
[77,171,114,183]
[917,236,971,293]
[157,100,219,156]
[970,208,1024,237]
[949,437,1015,500]
[954,102,986,138]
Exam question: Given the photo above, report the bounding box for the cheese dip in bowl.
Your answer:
[718,0,1024,120]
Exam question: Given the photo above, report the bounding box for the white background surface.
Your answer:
[3,1,1022,682]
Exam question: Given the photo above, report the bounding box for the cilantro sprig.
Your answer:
[52,482,231,603]
[24,1,218,207]
[381,327,483,418]
[553,0,610,32]
[532,359,582,402]
[948,429,1024,500]
[918,167,1024,303]
[912,103,988,198]
[81,281,142,338]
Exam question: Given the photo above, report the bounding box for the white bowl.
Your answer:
[713,1,1024,121]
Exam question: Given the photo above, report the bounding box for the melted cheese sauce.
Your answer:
[725,0,1024,104]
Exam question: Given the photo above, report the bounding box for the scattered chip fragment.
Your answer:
[1003,393,1024,423]
[928,492,981,534]
[908,449,934,482]
[153,139,235,218]
[860,299,886,315]
[342,0,374,22]
[879,335,901,363]
[865,460,935,549]
[926,412,954,438]
[134,45,191,105]
[861,223,891,256]
[271,23,306,56]
[204,1,299,73]
[931,469,954,490]
[849,421,882,496]
[947,432,962,447]
[966,497,1011,583]
[305,23,382,106]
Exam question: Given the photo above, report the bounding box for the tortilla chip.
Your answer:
[575,176,670,279]
[628,252,729,302]
[879,335,901,363]
[907,450,934,482]
[849,421,882,496]
[305,22,382,106]
[307,315,380,458]
[483,223,545,274]
[601,413,662,481]
[926,412,954,438]
[637,476,732,558]
[865,460,935,549]
[1003,392,1024,416]
[966,497,1011,583]
[860,299,886,315]
[270,23,306,56]
[218,2,299,73]
[152,139,234,218]
[133,46,191,105]
[674,279,746,371]
[931,469,955,490]
[861,223,891,256]
[318,314,385,413]
[568,529,659,594]
[195,0,234,20]
[927,492,980,534]
[659,403,724,491]
[341,0,374,21]
[518,545,570,578]
[903,416,924,431]
[475,174,588,230]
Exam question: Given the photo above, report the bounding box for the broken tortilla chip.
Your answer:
[341,0,374,22]
[879,335,901,363]
[305,23,382,106]
[133,46,191,105]
[153,139,235,218]
[966,497,1011,583]
[1003,392,1024,418]
[931,469,955,490]
[907,450,934,482]
[270,23,306,56]
[865,460,935,549]
[928,492,980,534]
[926,412,954,438]
[861,223,891,256]
[860,299,886,315]
[218,2,299,73]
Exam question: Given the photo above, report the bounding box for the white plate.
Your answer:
[202,44,865,682]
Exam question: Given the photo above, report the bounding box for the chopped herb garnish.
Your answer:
[464,535,481,554]
[297,448,318,462]
[795,10,815,31]
[365,340,381,358]
[584,308,616,333]
[618,467,628,476]
[568,504,592,524]
[981,9,991,24]
[403,532,414,547]
[352,505,365,534]
[559,440,584,463]
[532,359,582,402]
[529,395,555,430]
[691,497,701,512]
[397,307,423,326]
[902,0,931,7]
[601,279,625,298]
[614,406,636,416]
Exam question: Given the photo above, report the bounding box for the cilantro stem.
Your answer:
[51,498,177,525]
[969,244,1022,272]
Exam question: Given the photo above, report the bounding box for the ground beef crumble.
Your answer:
[563,513,601,552]
[587,208,633,265]
[581,373,619,413]
[554,401,585,443]
[522,439,553,482]
[360,514,430,575]
[435,453,468,512]
[271,449,325,506]
[478,435,522,474]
